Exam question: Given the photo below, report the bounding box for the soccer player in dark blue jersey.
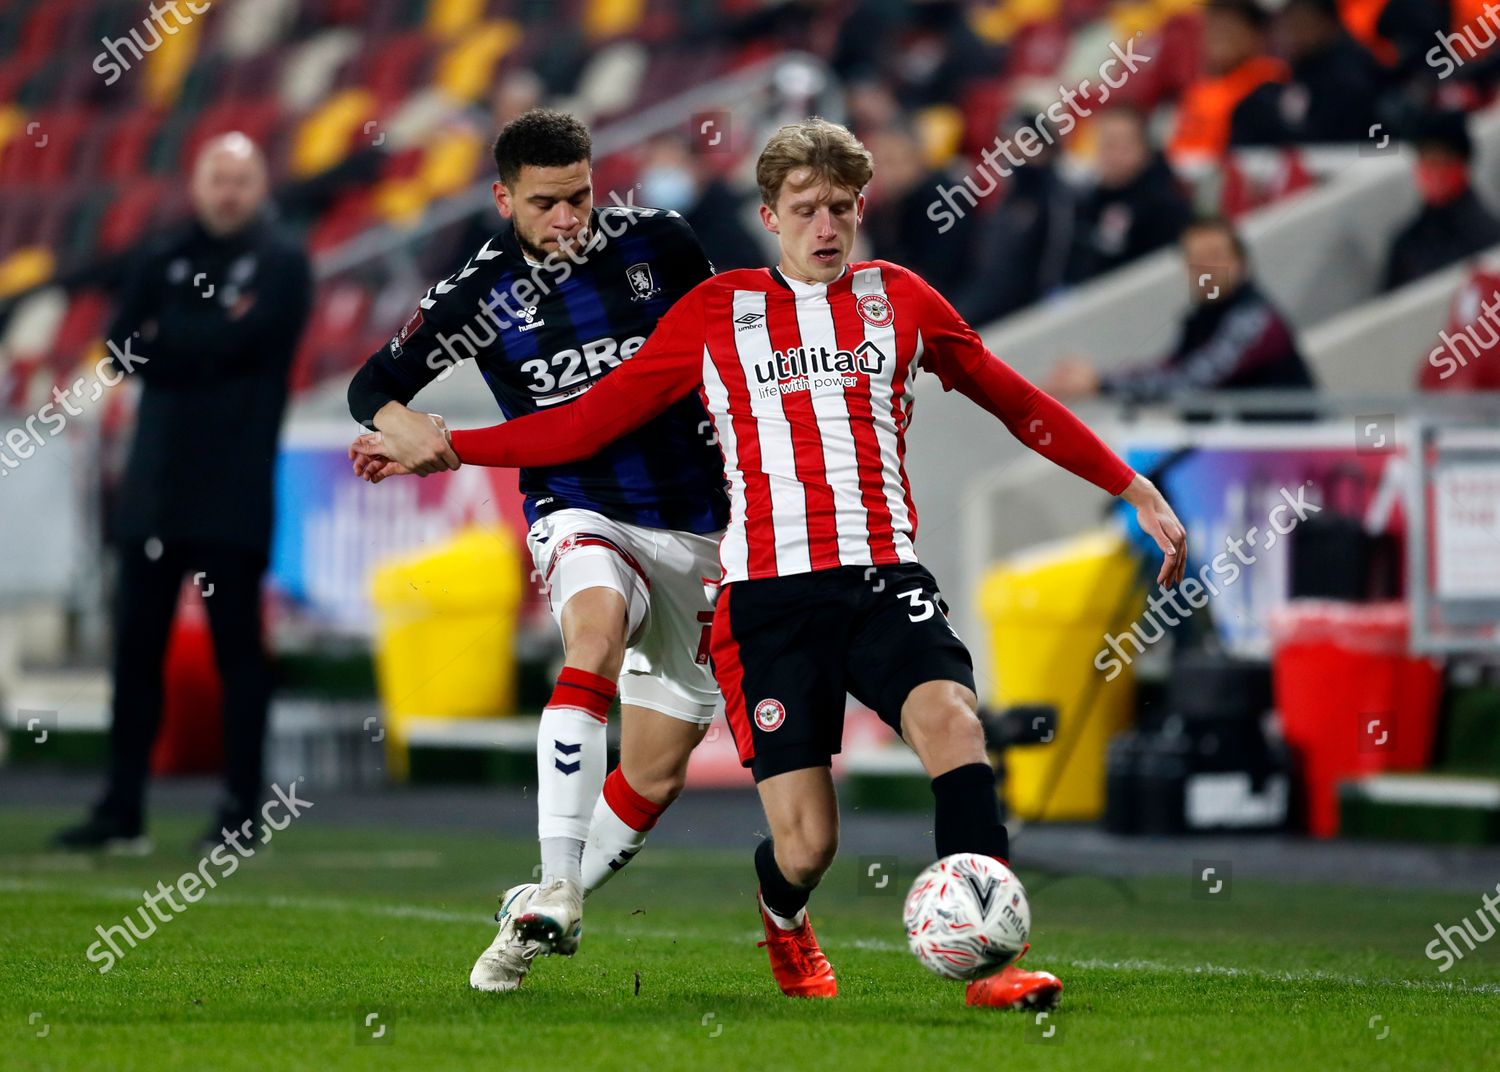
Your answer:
[347,110,730,992]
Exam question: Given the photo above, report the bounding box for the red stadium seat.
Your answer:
[96,179,169,254]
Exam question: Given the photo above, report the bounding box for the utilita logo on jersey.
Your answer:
[752,341,887,399]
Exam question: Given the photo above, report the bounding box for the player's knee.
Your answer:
[629,769,686,806]
[562,629,624,679]
[778,835,838,888]
[905,695,985,758]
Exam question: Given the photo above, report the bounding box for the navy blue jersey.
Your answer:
[349,206,730,534]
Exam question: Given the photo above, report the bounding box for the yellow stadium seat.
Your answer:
[372,177,432,226]
[434,20,522,103]
[290,88,378,178]
[585,0,646,41]
[419,130,485,198]
[0,248,55,300]
[916,105,965,169]
[143,14,201,107]
[1111,2,1168,39]
[426,0,487,39]
[0,105,25,159]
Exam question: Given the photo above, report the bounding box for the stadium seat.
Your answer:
[0,247,56,300]
[220,0,301,58]
[0,284,68,364]
[425,0,488,40]
[290,87,380,178]
[278,28,365,113]
[434,21,522,103]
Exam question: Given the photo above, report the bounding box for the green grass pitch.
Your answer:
[3,809,1498,1071]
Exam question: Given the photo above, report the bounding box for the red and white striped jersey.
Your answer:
[451,261,1135,585]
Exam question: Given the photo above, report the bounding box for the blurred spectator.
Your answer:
[863,123,971,294]
[492,68,546,131]
[1382,0,1500,93]
[846,78,905,139]
[832,0,997,108]
[952,115,1076,325]
[1231,0,1382,145]
[1417,268,1500,390]
[1169,0,1290,164]
[637,134,765,271]
[1065,108,1192,285]
[53,135,312,853]
[1383,111,1500,291]
[1045,218,1314,402]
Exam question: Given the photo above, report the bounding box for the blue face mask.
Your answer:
[639,166,697,212]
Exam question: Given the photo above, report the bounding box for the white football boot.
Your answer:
[470,883,541,991]
[514,877,583,955]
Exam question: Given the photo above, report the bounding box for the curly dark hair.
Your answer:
[492,109,592,185]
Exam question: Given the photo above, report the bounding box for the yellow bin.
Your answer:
[980,528,1144,820]
[370,525,523,779]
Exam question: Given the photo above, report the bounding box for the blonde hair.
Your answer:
[755,118,874,208]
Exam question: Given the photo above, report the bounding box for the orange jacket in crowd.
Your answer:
[1168,55,1291,164]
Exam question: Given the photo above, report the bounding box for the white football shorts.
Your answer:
[527,508,724,724]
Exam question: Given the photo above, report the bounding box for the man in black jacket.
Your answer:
[1045,217,1315,402]
[54,133,312,852]
[1230,0,1382,146]
[1066,107,1192,284]
[1383,111,1500,292]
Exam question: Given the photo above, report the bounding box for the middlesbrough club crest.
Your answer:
[856,293,894,327]
[626,262,659,301]
[754,698,786,731]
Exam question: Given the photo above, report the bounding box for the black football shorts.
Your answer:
[709,562,976,782]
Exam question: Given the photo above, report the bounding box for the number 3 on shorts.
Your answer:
[899,588,935,622]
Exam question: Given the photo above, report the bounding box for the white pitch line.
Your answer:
[5,877,1498,995]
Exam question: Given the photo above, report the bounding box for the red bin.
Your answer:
[1269,601,1442,837]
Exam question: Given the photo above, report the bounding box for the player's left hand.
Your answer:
[1121,473,1188,587]
[349,432,414,483]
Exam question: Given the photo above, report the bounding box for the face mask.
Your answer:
[1415,159,1469,207]
[640,166,697,212]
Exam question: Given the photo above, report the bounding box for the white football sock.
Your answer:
[580,791,649,895]
[536,706,606,885]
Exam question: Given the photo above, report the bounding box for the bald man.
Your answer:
[55,134,313,854]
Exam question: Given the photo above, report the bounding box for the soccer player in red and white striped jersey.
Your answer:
[356,118,1188,1010]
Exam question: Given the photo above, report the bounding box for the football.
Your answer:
[903,854,1031,981]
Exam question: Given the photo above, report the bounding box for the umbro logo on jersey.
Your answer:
[734,312,765,331]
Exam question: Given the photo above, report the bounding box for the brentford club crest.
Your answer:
[856,293,894,327]
[754,698,786,731]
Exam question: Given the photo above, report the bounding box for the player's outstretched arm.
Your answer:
[905,268,1186,585]
[432,289,706,470]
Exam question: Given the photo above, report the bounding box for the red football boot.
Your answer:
[756,892,838,998]
[964,946,1063,1010]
